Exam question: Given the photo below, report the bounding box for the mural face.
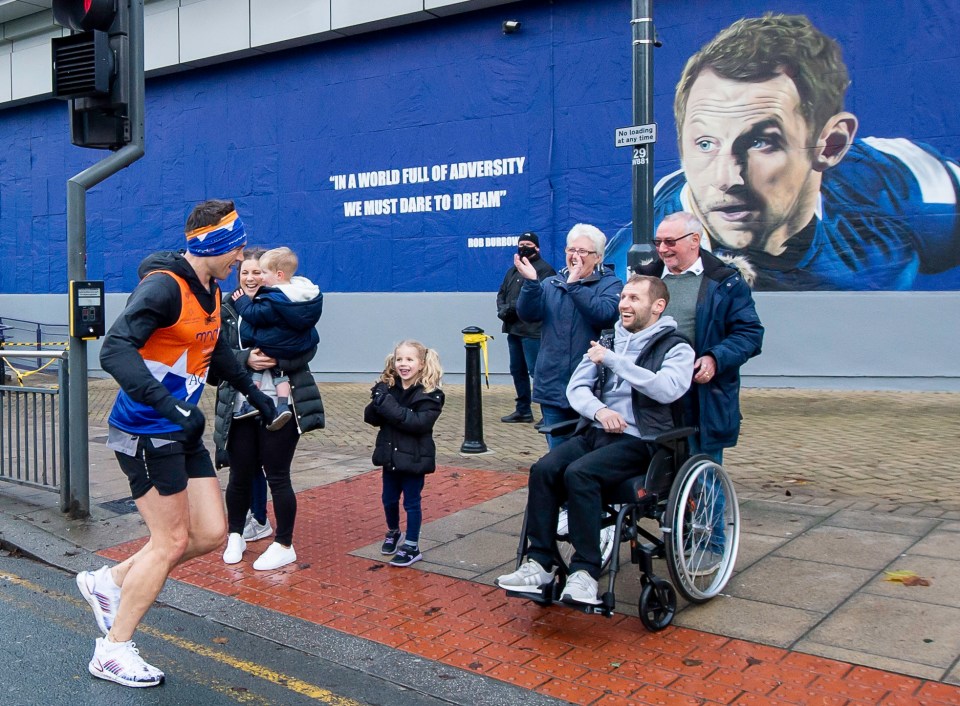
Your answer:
[636,12,960,291]
[679,70,824,254]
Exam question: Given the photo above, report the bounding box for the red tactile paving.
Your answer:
[101,467,960,706]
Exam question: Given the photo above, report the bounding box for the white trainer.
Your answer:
[223,533,246,564]
[242,515,274,542]
[88,636,164,687]
[76,565,121,635]
[253,542,297,571]
[560,570,602,605]
[495,559,556,593]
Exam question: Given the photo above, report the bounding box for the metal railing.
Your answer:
[0,351,70,511]
[0,316,70,383]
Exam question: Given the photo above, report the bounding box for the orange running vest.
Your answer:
[108,270,221,434]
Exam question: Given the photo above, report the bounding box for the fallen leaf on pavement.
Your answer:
[883,570,932,587]
[213,637,229,644]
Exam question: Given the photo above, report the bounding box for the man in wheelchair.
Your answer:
[497,275,694,606]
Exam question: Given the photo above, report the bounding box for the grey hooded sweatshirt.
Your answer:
[565,315,694,439]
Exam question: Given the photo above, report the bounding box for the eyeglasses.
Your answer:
[565,248,598,257]
[653,232,697,248]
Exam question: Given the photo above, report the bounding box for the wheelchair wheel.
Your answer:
[556,509,616,573]
[639,577,676,631]
[663,456,740,603]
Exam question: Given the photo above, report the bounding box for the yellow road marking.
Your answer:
[139,624,366,705]
[1,570,366,705]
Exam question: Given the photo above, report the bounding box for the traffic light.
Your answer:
[51,0,131,150]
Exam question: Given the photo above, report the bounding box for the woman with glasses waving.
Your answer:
[515,223,623,448]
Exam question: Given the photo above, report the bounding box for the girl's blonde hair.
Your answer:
[379,339,443,392]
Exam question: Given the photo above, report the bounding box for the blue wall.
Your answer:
[2,0,959,295]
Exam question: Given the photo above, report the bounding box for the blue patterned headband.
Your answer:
[185,210,247,256]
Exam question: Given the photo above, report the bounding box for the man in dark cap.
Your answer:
[496,232,555,423]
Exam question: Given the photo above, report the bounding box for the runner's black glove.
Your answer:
[156,397,205,442]
[246,387,277,425]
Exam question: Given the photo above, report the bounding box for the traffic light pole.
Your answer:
[627,0,656,273]
[66,0,144,518]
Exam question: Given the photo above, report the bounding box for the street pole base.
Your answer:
[459,440,489,454]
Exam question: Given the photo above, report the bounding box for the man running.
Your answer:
[76,199,275,687]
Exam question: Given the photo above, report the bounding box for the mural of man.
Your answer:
[651,13,960,290]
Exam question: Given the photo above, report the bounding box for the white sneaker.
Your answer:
[88,636,164,687]
[496,559,556,593]
[76,565,121,635]
[253,542,297,571]
[223,533,246,564]
[242,515,273,542]
[560,570,602,605]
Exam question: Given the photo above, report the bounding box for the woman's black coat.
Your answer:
[213,295,325,468]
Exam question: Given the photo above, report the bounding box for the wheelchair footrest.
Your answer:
[504,581,614,616]
[566,603,611,617]
[504,578,558,606]
[504,588,553,606]
[557,595,615,618]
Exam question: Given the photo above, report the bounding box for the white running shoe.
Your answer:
[496,559,556,593]
[560,570,602,606]
[223,533,246,564]
[76,565,121,635]
[253,542,297,571]
[242,515,273,542]
[88,636,164,687]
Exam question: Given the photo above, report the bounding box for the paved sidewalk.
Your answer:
[2,379,959,704]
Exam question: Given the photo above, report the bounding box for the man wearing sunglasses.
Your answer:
[639,211,764,462]
[638,211,763,570]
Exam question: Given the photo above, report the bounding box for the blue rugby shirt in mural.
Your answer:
[650,138,960,291]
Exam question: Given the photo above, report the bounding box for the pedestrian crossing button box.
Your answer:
[70,280,105,339]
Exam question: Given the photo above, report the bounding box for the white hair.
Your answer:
[565,223,607,260]
[660,211,703,237]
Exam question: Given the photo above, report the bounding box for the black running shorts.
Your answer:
[115,435,216,499]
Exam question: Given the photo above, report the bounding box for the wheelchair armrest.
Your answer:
[538,419,579,436]
[651,426,696,444]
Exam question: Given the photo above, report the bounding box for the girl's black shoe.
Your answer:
[389,544,422,567]
[380,530,402,555]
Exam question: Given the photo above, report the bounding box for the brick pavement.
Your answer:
[11,379,960,703]
[101,468,960,705]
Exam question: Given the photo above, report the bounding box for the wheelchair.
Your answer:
[505,421,740,631]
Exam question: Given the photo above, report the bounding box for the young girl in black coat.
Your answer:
[364,340,445,567]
